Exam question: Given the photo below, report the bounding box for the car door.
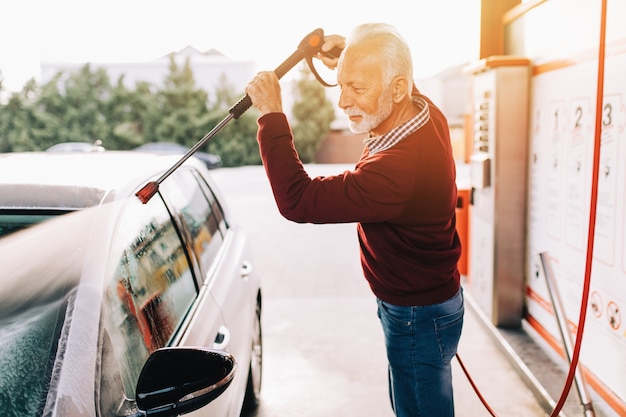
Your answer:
[159,167,257,417]
[97,189,229,416]
[190,169,259,416]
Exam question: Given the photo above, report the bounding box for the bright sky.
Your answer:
[1,0,481,93]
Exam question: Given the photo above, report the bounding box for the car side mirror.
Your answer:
[135,347,236,417]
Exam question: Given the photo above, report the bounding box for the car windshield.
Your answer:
[0,295,70,417]
[0,212,65,238]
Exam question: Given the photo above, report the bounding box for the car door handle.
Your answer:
[240,260,253,278]
[213,325,231,351]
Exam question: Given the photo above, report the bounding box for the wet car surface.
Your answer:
[0,152,262,417]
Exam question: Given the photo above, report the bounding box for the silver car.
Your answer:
[0,151,262,417]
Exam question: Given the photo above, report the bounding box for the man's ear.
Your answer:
[391,76,409,103]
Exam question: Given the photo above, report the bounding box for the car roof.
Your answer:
[0,151,203,210]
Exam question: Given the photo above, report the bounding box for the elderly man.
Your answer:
[246,23,464,417]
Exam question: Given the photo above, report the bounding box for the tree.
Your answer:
[0,79,58,152]
[0,93,37,152]
[43,65,115,146]
[201,74,262,167]
[148,55,209,148]
[105,78,158,149]
[0,58,262,166]
[290,64,336,163]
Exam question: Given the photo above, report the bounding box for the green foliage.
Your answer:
[0,57,333,166]
[107,79,157,148]
[201,77,262,167]
[0,57,260,165]
[290,64,336,163]
[151,58,207,146]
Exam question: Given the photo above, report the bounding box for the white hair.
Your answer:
[345,23,414,92]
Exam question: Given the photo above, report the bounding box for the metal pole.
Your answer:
[539,252,595,416]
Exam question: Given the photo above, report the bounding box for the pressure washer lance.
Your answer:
[135,28,342,204]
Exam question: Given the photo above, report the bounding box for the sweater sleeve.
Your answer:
[256,113,415,224]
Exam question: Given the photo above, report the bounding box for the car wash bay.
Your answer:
[210,164,550,417]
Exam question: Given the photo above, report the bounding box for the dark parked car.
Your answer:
[0,151,262,417]
[134,142,222,170]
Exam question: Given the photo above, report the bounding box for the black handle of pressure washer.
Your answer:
[229,48,306,119]
[229,27,334,119]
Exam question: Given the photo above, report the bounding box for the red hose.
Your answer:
[456,354,498,417]
[549,0,607,415]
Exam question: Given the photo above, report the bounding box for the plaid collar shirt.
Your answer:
[363,95,430,155]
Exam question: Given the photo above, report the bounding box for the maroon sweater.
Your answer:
[256,96,461,306]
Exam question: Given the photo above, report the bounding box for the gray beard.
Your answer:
[347,89,395,134]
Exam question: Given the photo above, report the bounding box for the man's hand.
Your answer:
[316,34,345,70]
[246,71,283,116]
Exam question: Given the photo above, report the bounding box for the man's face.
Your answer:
[336,47,394,134]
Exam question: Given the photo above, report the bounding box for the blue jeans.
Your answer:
[376,288,464,417]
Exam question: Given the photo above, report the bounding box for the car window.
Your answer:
[160,168,226,282]
[0,212,59,238]
[192,170,228,234]
[101,194,197,400]
[0,295,70,417]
